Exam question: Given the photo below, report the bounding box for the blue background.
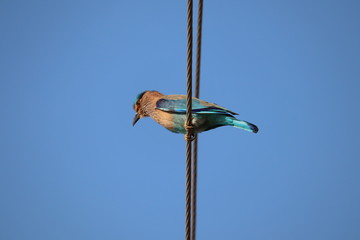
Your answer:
[1,1,359,239]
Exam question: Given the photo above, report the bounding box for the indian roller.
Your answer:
[132,90,258,134]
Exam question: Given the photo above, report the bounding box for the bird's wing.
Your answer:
[155,95,238,115]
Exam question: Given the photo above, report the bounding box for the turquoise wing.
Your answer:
[155,95,237,116]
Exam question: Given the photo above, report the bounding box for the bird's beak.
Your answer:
[132,113,140,126]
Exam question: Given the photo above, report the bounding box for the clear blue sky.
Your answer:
[1,1,360,239]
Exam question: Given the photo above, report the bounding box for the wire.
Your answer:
[192,1,203,240]
[185,0,193,240]
[194,0,203,100]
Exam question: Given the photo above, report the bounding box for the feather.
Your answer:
[225,117,259,133]
[155,96,237,116]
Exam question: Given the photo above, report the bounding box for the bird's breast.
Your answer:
[150,110,211,134]
[151,110,185,133]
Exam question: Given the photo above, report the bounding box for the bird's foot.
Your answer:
[184,133,196,141]
[184,125,196,141]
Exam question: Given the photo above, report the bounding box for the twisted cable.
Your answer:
[191,0,203,240]
[185,0,193,240]
[191,1,203,240]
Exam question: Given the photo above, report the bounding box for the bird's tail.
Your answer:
[225,117,259,133]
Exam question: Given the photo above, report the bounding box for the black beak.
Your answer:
[132,113,140,126]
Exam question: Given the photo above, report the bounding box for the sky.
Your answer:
[1,1,360,239]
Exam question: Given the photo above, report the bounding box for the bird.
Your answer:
[132,90,258,135]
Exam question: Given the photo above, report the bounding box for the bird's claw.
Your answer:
[184,124,196,141]
[184,133,196,141]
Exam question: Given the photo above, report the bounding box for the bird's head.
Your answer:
[133,90,163,126]
[132,90,151,126]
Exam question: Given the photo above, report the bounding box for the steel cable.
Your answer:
[192,1,203,240]
[185,0,193,240]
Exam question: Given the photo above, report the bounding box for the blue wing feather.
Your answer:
[156,96,237,116]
